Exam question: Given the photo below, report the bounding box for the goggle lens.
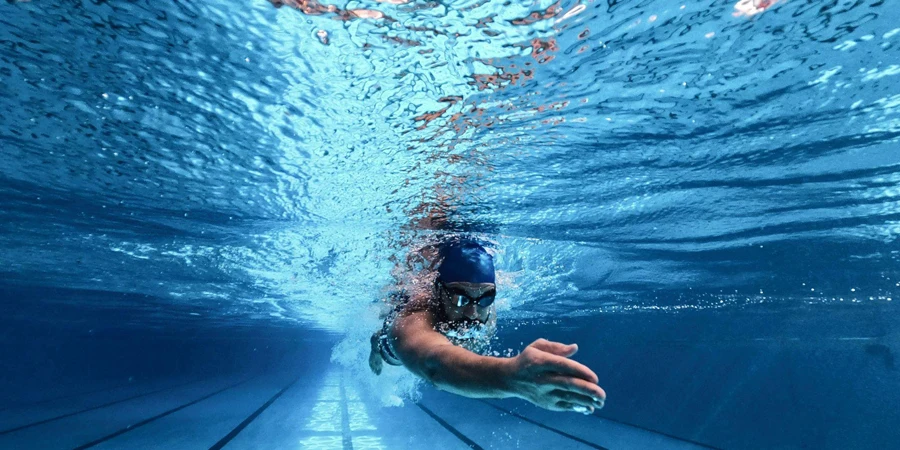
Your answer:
[453,292,495,308]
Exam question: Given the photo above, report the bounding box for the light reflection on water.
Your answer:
[0,0,899,332]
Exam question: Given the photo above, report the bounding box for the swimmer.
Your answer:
[369,239,606,414]
[733,0,781,18]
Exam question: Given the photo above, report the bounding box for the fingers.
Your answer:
[368,354,383,375]
[554,401,594,414]
[546,374,607,403]
[530,338,578,357]
[537,353,599,384]
[550,389,604,410]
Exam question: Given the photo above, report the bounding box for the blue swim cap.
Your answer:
[436,240,495,284]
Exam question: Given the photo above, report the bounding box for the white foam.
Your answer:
[330,302,424,407]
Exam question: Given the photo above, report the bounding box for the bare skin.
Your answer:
[369,281,606,414]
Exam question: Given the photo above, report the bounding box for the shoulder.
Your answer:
[398,289,438,317]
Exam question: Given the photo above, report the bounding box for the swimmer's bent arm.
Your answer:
[390,311,607,413]
[391,311,510,398]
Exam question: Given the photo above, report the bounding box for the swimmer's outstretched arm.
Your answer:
[391,311,606,413]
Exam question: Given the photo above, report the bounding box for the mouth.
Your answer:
[451,317,487,329]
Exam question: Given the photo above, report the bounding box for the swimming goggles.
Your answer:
[439,280,496,308]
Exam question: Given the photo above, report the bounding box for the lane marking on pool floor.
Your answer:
[586,412,721,449]
[0,377,206,436]
[207,373,304,450]
[339,375,354,450]
[482,400,721,450]
[414,402,484,450]
[479,400,608,450]
[73,375,261,450]
[0,381,135,414]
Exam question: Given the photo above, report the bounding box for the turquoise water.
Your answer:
[1,0,899,448]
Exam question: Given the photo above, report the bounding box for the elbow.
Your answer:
[415,347,450,388]
[422,365,443,388]
[419,352,442,384]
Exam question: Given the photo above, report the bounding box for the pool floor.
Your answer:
[0,359,708,450]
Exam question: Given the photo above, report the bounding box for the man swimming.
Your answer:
[369,238,606,414]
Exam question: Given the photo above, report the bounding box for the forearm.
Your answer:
[412,344,516,399]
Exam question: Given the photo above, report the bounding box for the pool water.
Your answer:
[1,0,899,448]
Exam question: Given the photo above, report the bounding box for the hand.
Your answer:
[369,333,384,375]
[506,339,606,414]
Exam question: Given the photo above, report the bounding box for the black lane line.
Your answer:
[72,376,258,450]
[0,382,133,413]
[415,402,484,450]
[589,414,721,450]
[0,378,203,436]
[338,378,353,450]
[207,374,303,450]
[480,401,609,450]
[339,377,353,450]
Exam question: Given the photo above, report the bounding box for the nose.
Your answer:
[463,304,478,319]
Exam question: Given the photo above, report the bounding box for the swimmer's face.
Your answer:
[438,281,496,324]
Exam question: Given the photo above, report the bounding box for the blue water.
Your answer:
[2,0,899,448]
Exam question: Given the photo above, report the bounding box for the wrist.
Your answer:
[495,355,520,398]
